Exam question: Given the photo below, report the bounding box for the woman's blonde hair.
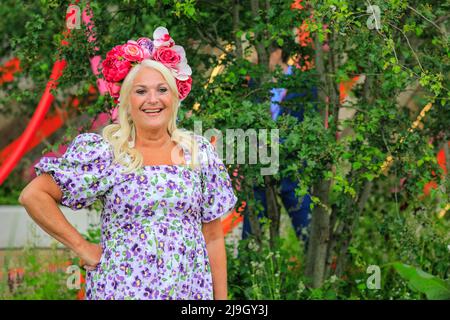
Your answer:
[102,59,199,173]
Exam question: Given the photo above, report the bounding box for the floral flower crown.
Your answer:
[102,26,192,102]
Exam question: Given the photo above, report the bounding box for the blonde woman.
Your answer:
[19,27,237,300]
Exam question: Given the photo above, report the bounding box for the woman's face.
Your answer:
[129,67,175,134]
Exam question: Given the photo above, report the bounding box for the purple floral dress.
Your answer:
[35,133,238,300]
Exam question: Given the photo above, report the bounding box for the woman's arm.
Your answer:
[202,216,228,300]
[19,173,101,269]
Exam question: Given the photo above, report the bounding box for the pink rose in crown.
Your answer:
[102,57,131,82]
[176,77,192,100]
[106,81,121,98]
[153,47,181,69]
[123,41,145,62]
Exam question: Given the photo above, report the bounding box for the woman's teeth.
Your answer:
[143,109,162,114]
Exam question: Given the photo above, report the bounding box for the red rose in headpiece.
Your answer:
[106,45,125,59]
[102,57,131,82]
[176,77,192,100]
[106,81,121,98]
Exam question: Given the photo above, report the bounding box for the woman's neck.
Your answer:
[135,129,172,150]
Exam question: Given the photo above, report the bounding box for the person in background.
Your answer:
[242,44,315,244]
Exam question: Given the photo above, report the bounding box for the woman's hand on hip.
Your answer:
[76,241,103,271]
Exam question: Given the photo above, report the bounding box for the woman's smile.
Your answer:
[141,106,166,118]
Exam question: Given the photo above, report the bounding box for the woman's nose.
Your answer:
[145,90,159,104]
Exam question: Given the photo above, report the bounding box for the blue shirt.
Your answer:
[270,65,317,122]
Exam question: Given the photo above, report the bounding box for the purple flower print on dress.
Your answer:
[139,230,147,241]
[123,223,133,232]
[113,194,122,205]
[178,243,186,255]
[131,243,142,256]
[97,282,106,292]
[136,175,148,185]
[158,225,168,236]
[91,180,100,191]
[124,203,134,216]
[143,287,153,299]
[120,185,131,195]
[164,166,178,174]
[141,267,151,278]
[157,258,164,268]
[132,221,142,230]
[143,209,155,218]
[146,254,156,264]
[160,199,167,207]
[81,163,93,172]
[132,276,142,288]
[175,201,186,210]
[167,211,177,218]
[95,162,106,171]
[74,201,86,210]
[167,180,177,190]
[119,263,131,274]
[181,283,189,295]
[181,215,190,225]
[115,274,125,282]
[182,170,191,180]
[158,240,165,250]
[111,279,118,290]
[218,203,224,214]
[194,292,203,300]
[207,194,215,206]
[197,278,205,288]
[131,193,140,201]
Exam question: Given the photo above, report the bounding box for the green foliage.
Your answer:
[1,245,78,300]
[227,218,307,300]
[392,263,450,300]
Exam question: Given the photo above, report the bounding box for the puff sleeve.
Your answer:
[34,133,115,211]
[198,136,238,223]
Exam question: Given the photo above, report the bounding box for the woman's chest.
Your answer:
[104,166,203,212]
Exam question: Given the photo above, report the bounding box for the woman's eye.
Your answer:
[136,90,146,94]
[159,87,168,93]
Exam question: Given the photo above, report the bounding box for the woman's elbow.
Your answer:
[19,174,62,206]
[19,187,36,206]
